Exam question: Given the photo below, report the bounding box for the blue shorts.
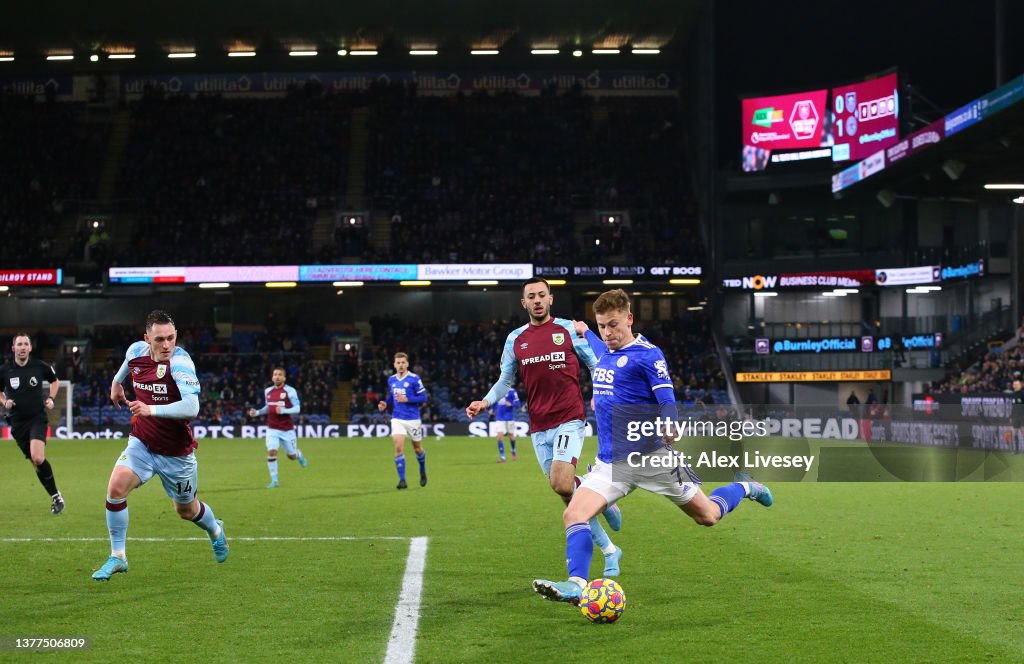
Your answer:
[266,429,298,455]
[115,436,198,504]
[530,419,585,477]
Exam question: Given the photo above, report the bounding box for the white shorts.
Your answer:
[266,429,298,455]
[391,418,423,442]
[580,448,699,507]
[495,420,516,435]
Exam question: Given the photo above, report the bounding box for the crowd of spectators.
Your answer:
[113,88,356,267]
[931,338,1024,394]
[1,85,700,271]
[0,94,107,268]
[366,90,700,264]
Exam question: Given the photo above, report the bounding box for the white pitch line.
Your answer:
[0,536,411,543]
[383,536,429,664]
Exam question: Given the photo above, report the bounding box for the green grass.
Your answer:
[1,436,1023,663]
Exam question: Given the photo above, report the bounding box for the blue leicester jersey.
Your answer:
[492,388,520,421]
[592,335,676,463]
[387,372,427,421]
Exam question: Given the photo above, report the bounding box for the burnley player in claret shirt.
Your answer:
[248,367,307,488]
[91,310,229,581]
[466,278,623,578]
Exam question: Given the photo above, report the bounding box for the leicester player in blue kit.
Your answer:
[490,387,520,462]
[533,290,773,604]
[92,310,228,581]
[378,352,429,489]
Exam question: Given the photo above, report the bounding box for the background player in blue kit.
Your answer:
[490,387,520,462]
[533,290,773,604]
[248,367,307,488]
[378,352,429,489]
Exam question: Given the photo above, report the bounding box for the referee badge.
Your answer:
[552,333,565,346]
[9,377,19,389]
[156,365,167,379]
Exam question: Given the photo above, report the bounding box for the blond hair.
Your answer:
[593,289,632,316]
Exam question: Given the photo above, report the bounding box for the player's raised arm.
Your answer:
[469,331,519,417]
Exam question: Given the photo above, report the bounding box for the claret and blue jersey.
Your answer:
[483,317,598,433]
[386,372,427,420]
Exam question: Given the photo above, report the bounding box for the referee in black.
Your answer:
[1,334,64,514]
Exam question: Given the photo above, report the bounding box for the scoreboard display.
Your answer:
[831,71,899,162]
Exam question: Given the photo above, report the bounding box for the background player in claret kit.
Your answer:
[0,334,64,514]
[466,277,624,578]
[248,367,307,488]
[378,352,429,489]
[533,290,774,604]
[91,310,229,581]
[490,387,520,462]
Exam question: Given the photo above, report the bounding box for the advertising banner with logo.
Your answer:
[0,76,73,100]
[721,270,874,290]
[941,260,984,281]
[885,119,944,165]
[0,269,62,286]
[741,89,828,150]
[874,265,940,286]
[120,70,679,98]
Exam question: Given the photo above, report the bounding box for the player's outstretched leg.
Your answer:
[734,471,774,507]
[532,521,590,603]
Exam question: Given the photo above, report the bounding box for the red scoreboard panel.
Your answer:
[831,71,899,162]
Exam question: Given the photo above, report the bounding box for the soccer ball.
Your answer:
[580,578,626,623]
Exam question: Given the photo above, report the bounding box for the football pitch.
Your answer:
[2,435,1023,663]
